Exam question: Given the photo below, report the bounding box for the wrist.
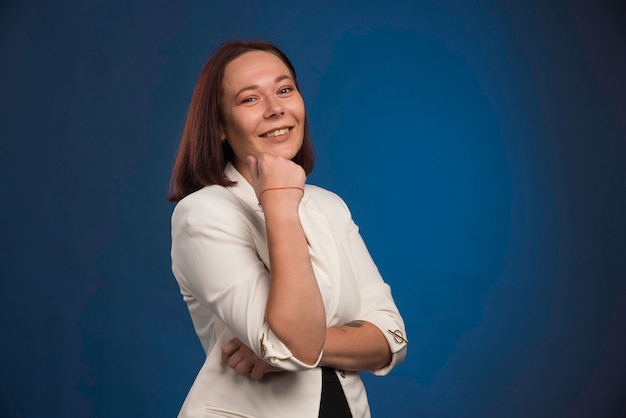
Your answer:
[258,187,304,212]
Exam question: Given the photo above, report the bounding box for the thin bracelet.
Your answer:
[258,186,304,205]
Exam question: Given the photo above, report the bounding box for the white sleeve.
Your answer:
[171,191,320,371]
[334,195,408,375]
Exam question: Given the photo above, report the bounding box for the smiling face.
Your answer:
[220,50,306,182]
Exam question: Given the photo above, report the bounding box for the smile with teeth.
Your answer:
[261,127,291,138]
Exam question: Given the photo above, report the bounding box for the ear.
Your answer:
[219,125,226,142]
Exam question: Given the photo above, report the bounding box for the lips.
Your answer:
[260,127,292,138]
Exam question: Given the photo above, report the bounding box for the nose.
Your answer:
[263,97,284,119]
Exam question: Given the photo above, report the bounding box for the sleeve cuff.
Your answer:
[256,325,323,372]
[363,314,408,376]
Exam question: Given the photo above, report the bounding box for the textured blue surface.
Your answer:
[1,1,625,417]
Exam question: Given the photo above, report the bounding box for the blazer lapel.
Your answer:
[224,163,263,215]
[224,164,270,268]
[298,193,342,318]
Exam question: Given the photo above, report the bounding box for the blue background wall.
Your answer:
[1,1,625,417]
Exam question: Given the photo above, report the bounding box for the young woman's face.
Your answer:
[220,50,306,181]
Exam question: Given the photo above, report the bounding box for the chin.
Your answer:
[273,142,303,160]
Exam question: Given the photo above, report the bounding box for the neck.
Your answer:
[233,160,253,185]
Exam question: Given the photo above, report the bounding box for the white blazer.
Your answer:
[171,163,408,418]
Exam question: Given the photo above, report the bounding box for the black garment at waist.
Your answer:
[319,367,352,418]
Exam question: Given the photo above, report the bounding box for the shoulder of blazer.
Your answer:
[304,184,352,222]
[172,185,252,225]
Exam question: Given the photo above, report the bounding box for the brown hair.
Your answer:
[167,40,315,202]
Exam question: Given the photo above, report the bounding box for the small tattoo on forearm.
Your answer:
[343,320,365,328]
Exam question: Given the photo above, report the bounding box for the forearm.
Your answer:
[264,199,326,365]
[320,320,392,371]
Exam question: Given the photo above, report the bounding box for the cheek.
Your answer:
[226,112,254,138]
[298,99,306,121]
[289,99,306,121]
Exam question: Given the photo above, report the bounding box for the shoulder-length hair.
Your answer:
[167,40,315,202]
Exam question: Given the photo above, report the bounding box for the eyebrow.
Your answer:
[233,75,294,99]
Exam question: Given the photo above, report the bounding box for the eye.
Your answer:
[278,87,293,94]
[241,96,256,104]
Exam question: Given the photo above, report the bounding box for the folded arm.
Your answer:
[222,320,392,379]
[249,155,326,365]
[320,320,392,371]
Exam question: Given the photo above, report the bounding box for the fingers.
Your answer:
[221,338,257,376]
[227,349,261,378]
[221,338,275,380]
[254,154,306,186]
[223,343,252,375]
[231,356,255,376]
[249,364,268,381]
[250,154,306,210]
[221,338,242,363]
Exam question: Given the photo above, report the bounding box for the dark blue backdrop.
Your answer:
[1,1,625,417]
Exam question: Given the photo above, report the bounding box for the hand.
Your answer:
[221,338,282,381]
[247,154,305,209]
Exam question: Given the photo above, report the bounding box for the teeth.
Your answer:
[263,128,290,138]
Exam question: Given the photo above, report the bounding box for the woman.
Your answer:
[168,39,408,418]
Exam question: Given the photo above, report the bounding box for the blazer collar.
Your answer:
[225,163,263,213]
